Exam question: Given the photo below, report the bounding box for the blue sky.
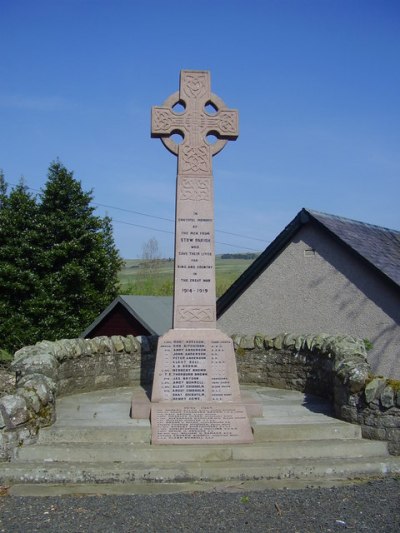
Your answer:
[1,0,399,258]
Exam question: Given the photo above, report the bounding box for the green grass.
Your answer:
[118,257,255,297]
[0,348,13,366]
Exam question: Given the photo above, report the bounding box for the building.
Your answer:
[217,209,400,378]
[81,295,173,338]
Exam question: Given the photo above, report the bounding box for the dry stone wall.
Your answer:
[1,332,399,460]
[0,335,157,461]
[232,333,400,455]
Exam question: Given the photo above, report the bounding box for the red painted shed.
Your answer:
[81,295,173,338]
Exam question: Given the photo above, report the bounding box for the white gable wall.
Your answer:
[217,224,400,378]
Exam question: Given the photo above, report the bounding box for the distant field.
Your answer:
[118,257,255,296]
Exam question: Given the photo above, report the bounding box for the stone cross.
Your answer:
[152,70,239,329]
[151,70,238,176]
[148,70,254,445]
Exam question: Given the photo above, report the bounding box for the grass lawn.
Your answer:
[118,257,255,297]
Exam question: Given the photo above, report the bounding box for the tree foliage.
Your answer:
[0,175,41,350]
[0,162,123,352]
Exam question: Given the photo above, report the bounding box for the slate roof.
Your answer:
[81,295,173,337]
[308,209,400,287]
[217,208,400,316]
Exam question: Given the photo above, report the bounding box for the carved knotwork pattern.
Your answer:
[153,109,173,132]
[152,71,238,173]
[179,177,211,201]
[181,73,208,100]
[178,306,214,322]
[180,146,210,174]
[218,111,237,135]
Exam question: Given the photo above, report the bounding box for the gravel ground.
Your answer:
[0,478,399,532]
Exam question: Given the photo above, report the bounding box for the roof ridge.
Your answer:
[305,208,400,235]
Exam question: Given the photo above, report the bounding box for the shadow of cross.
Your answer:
[151,70,239,175]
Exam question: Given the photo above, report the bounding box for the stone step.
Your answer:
[38,424,152,444]
[260,403,334,414]
[14,438,389,464]
[4,386,397,487]
[231,439,388,461]
[37,420,362,445]
[1,456,399,485]
[252,421,362,441]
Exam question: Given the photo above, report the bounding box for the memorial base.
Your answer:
[149,328,254,444]
[151,329,244,402]
[151,401,253,445]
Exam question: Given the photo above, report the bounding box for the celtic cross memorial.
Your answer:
[150,70,253,444]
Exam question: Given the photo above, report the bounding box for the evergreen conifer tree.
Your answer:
[0,162,123,351]
[0,175,41,351]
[31,161,123,341]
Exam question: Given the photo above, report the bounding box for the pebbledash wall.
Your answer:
[0,333,399,461]
[217,224,400,379]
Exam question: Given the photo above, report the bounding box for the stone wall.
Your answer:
[1,333,399,460]
[0,335,157,461]
[232,333,400,455]
[55,336,157,395]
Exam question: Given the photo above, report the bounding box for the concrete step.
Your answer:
[1,456,399,485]
[14,438,389,464]
[231,439,388,460]
[38,424,152,444]
[252,420,362,441]
[261,404,334,415]
[37,420,361,445]
[3,386,398,487]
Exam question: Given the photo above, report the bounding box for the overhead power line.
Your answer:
[7,181,266,251]
[95,203,173,222]
[113,219,174,235]
[114,219,261,252]
[94,201,267,243]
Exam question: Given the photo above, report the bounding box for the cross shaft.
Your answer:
[151,71,238,329]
